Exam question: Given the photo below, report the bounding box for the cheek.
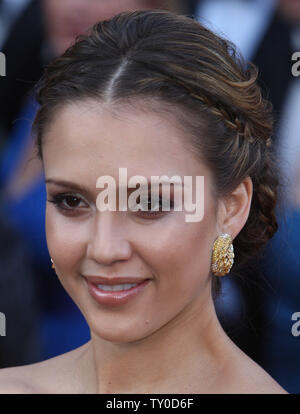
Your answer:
[170,224,212,284]
[140,216,214,296]
[45,205,87,273]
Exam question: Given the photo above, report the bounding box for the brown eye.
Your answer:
[135,195,174,219]
[64,195,81,208]
[47,193,88,212]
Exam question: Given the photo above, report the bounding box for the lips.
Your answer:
[83,276,150,285]
[85,277,151,306]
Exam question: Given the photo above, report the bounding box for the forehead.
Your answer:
[42,100,211,181]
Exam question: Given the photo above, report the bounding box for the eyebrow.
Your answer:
[45,177,184,195]
[45,179,89,194]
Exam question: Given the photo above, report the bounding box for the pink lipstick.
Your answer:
[84,277,151,307]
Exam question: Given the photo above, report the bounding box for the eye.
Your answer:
[47,193,88,213]
[136,195,174,218]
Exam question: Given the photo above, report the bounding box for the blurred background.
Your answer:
[0,0,299,394]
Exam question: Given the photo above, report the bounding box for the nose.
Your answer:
[86,211,132,265]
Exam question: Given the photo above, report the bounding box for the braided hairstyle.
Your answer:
[33,9,282,297]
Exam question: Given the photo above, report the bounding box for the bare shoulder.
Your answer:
[230,363,288,394]
[0,366,38,394]
[0,342,90,394]
[220,345,289,394]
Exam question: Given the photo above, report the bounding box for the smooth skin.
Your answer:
[0,100,288,393]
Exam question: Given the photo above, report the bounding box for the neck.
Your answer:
[79,290,233,394]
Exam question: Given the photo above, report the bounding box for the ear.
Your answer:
[216,176,253,240]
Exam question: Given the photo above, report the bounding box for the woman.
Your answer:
[0,9,287,393]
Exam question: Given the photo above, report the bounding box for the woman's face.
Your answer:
[43,100,221,342]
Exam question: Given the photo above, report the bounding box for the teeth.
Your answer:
[97,283,138,291]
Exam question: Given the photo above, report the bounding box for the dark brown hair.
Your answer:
[33,9,283,297]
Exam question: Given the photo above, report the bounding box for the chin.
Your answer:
[90,325,149,344]
[87,314,158,344]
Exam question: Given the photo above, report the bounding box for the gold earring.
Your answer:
[211,233,234,276]
[50,258,55,269]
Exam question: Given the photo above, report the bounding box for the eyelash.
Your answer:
[137,196,174,217]
[47,193,174,218]
[47,193,88,214]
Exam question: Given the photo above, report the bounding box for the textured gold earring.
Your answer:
[211,233,234,276]
[50,258,55,269]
